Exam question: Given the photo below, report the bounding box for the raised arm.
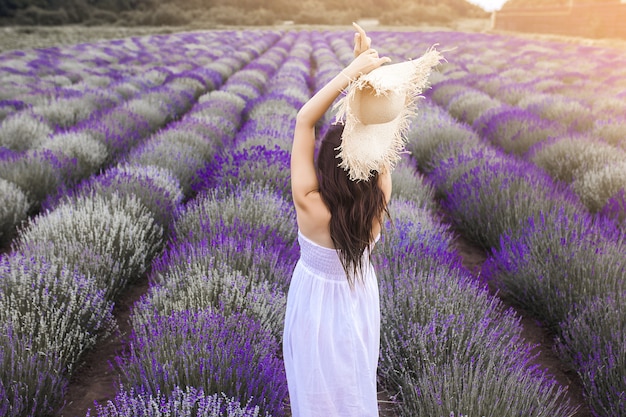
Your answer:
[291,43,390,214]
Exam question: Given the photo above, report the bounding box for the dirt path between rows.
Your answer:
[453,234,593,417]
[56,274,150,416]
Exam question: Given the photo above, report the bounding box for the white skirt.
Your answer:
[282,231,380,417]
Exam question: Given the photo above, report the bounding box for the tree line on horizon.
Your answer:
[0,0,488,27]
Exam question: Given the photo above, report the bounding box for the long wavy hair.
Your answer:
[316,123,389,287]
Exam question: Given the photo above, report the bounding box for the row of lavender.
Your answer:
[369,30,624,416]
[323,32,578,416]
[86,30,309,414]
[0,31,282,416]
[0,30,272,247]
[425,31,626,226]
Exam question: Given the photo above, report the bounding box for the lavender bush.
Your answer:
[80,107,152,161]
[472,107,562,155]
[30,92,119,130]
[392,353,573,417]
[389,157,438,212]
[0,322,68,417]
[381,198,459,275]
[0,252,115,370]
[600,188,626,228]
[428,80,468,107]
[517,93,593,132]
[173,184,296,245]
[134,260,286,345]
[37,130,109,186]
[0,112,52,151]
[14,193,163,299]
[0,178,30,246]
[0,149,64,206]
[556,294,626,417]
[123,133,205,196]
[404,99,480,173]
[116,308,287,417]
[483,208,626,331]
[432,151,584,249]
[572,160,626,213]
[528,134,622,183]
[63,164,183,231]
[445,89,502,126]
[375,203,574,416]
[152,227,297,293]
[592,119,626,151]
[192,145,291,199]
[87,387,271,417]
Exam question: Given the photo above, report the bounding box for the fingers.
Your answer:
[352,21,372,57]
[353,22,367,40]
[346,48,391,78]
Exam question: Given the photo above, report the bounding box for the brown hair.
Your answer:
[316,123,389,287]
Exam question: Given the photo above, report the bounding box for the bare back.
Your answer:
[294,171,391,249]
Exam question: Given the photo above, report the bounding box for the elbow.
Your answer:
[296,107,314,129]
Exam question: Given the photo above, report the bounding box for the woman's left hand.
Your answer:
[353,22,371,57]
[343,48,391,80]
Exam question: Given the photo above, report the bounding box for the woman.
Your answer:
[283,23,392,417]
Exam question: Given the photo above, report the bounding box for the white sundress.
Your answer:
[283,230,381,417]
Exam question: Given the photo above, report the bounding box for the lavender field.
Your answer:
[0,28,625,417]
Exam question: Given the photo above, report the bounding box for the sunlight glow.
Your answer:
[467,0,510,12]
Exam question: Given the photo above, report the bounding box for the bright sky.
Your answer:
[467,0,510,12]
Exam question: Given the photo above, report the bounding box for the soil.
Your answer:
[453,234,593,417]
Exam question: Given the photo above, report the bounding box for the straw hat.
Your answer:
[333,47,443,182]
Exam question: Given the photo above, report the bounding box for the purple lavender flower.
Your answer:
[88,386,270,417]
[116,308,287,417]
[192,145,291,199]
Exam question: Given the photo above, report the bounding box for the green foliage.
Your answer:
[1,0,482,26]
[14,5,71,25]
[380,4,456,26]
[151,4,191,26]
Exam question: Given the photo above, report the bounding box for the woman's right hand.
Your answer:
[343,48,391,80]
[353,22,371,57]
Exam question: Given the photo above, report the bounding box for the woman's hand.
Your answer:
[353,22,371,57]
[343,48,391,80]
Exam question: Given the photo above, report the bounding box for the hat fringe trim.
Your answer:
[333,47,443,182]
